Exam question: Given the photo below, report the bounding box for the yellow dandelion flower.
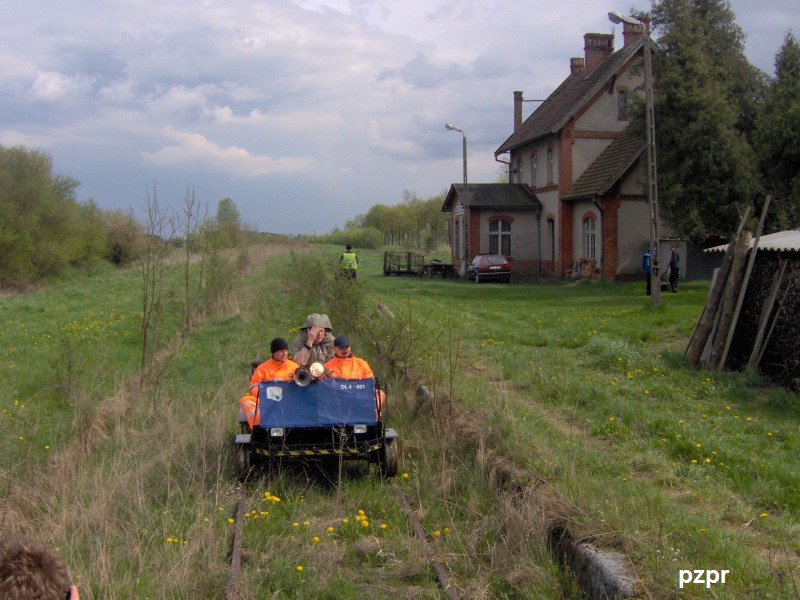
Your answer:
[361,520,369,527]
[313,536,320,543]
[326,527,334,533]
[227,518,234,524]
[433,530,441,537]
[691,459,698,464]
[218,507,224,512]
[699,528,707,533]
[293,522,299,527]
[342,518,349,524]
[760,513,768,518]
[204,518,209,523]
[358,509,365,516]
[402,473,409,479]
[296,565,303,572]
[705,458,711,463]
[303,521,310,526]
[44,445,50,450]
[166,537,173,543]
[381,523,388,529]
[768,432,773,437]
[696,443,702,448]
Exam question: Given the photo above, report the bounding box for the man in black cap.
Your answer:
[324,335,374,379]
[239,338,300,428]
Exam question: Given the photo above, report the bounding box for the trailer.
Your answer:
[383,251,425,276]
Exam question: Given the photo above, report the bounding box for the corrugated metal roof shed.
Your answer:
[704,230,800,253]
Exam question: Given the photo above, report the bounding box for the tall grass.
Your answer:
[2,243,798,598]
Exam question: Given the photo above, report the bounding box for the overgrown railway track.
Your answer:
[224,478,459,599]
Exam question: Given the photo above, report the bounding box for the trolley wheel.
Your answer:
[235,442,253,481]
[379,437,398,478]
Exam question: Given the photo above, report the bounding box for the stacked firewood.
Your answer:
[685,197,800,389]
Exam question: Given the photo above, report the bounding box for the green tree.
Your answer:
[0,145,84,284]
[216,197,241,247]
[755,32,800,229]
[651,0,765,244]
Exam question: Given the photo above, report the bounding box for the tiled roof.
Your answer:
[563,125,645,200]
[495,38,644,156]
[442,183,542,212]
[704,230,800,253]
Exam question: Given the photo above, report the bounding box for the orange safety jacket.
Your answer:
[239,358,300,428]
[324,355,385,418]
[324,355,374,379]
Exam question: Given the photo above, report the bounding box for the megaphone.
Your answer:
[294,367,312,387]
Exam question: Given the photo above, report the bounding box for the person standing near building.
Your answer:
[642,248,652,296]
[668,243,680,293]
[339,244,358,279]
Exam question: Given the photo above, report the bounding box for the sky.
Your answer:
[1,1,797,235]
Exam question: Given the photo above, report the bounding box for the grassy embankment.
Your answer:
[1,243,798,598]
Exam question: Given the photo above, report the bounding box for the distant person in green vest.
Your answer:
[339,244,358,279]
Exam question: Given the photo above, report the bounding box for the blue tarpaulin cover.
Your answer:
[257,378,378,428]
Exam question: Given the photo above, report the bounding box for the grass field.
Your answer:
[1,243,798,598]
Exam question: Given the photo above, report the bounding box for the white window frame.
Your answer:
[489,219,512,256]
[583,217,596,259]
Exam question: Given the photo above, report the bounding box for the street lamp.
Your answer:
[609,11,661,307]
[445,123,469,277]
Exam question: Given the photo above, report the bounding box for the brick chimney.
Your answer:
[622,17,651,47]
[514,90,523,132]
[583,33,614,73]
[570,57,585,76]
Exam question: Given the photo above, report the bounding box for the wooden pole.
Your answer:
[718,196,771,368]
[685,207,751,364]
[707,230,752,370]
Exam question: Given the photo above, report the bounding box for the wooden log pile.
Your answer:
[685,199,800,390]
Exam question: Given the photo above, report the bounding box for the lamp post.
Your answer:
[609,11,661,307]
[445,123,469,277]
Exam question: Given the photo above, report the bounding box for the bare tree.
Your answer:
[139,184,179,372]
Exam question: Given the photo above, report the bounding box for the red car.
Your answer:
[466,254,511,283]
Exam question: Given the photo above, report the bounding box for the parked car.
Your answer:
[467,254,511,283]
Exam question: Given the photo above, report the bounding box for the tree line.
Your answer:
[0,145,274,288]
[308,189,451,251]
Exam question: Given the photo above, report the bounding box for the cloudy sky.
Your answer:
[1,1,797,235]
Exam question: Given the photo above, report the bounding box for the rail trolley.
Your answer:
[234,374,399,479]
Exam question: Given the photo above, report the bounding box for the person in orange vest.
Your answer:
[239,337,300,429]
[324,335,385,418]
[323,335,374,378]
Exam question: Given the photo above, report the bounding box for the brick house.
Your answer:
[441,183,542,276]
[498,19,670,278]
[444,19,665,278]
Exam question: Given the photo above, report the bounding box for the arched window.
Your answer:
[583,217,596,259]
[489,219,512,255]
